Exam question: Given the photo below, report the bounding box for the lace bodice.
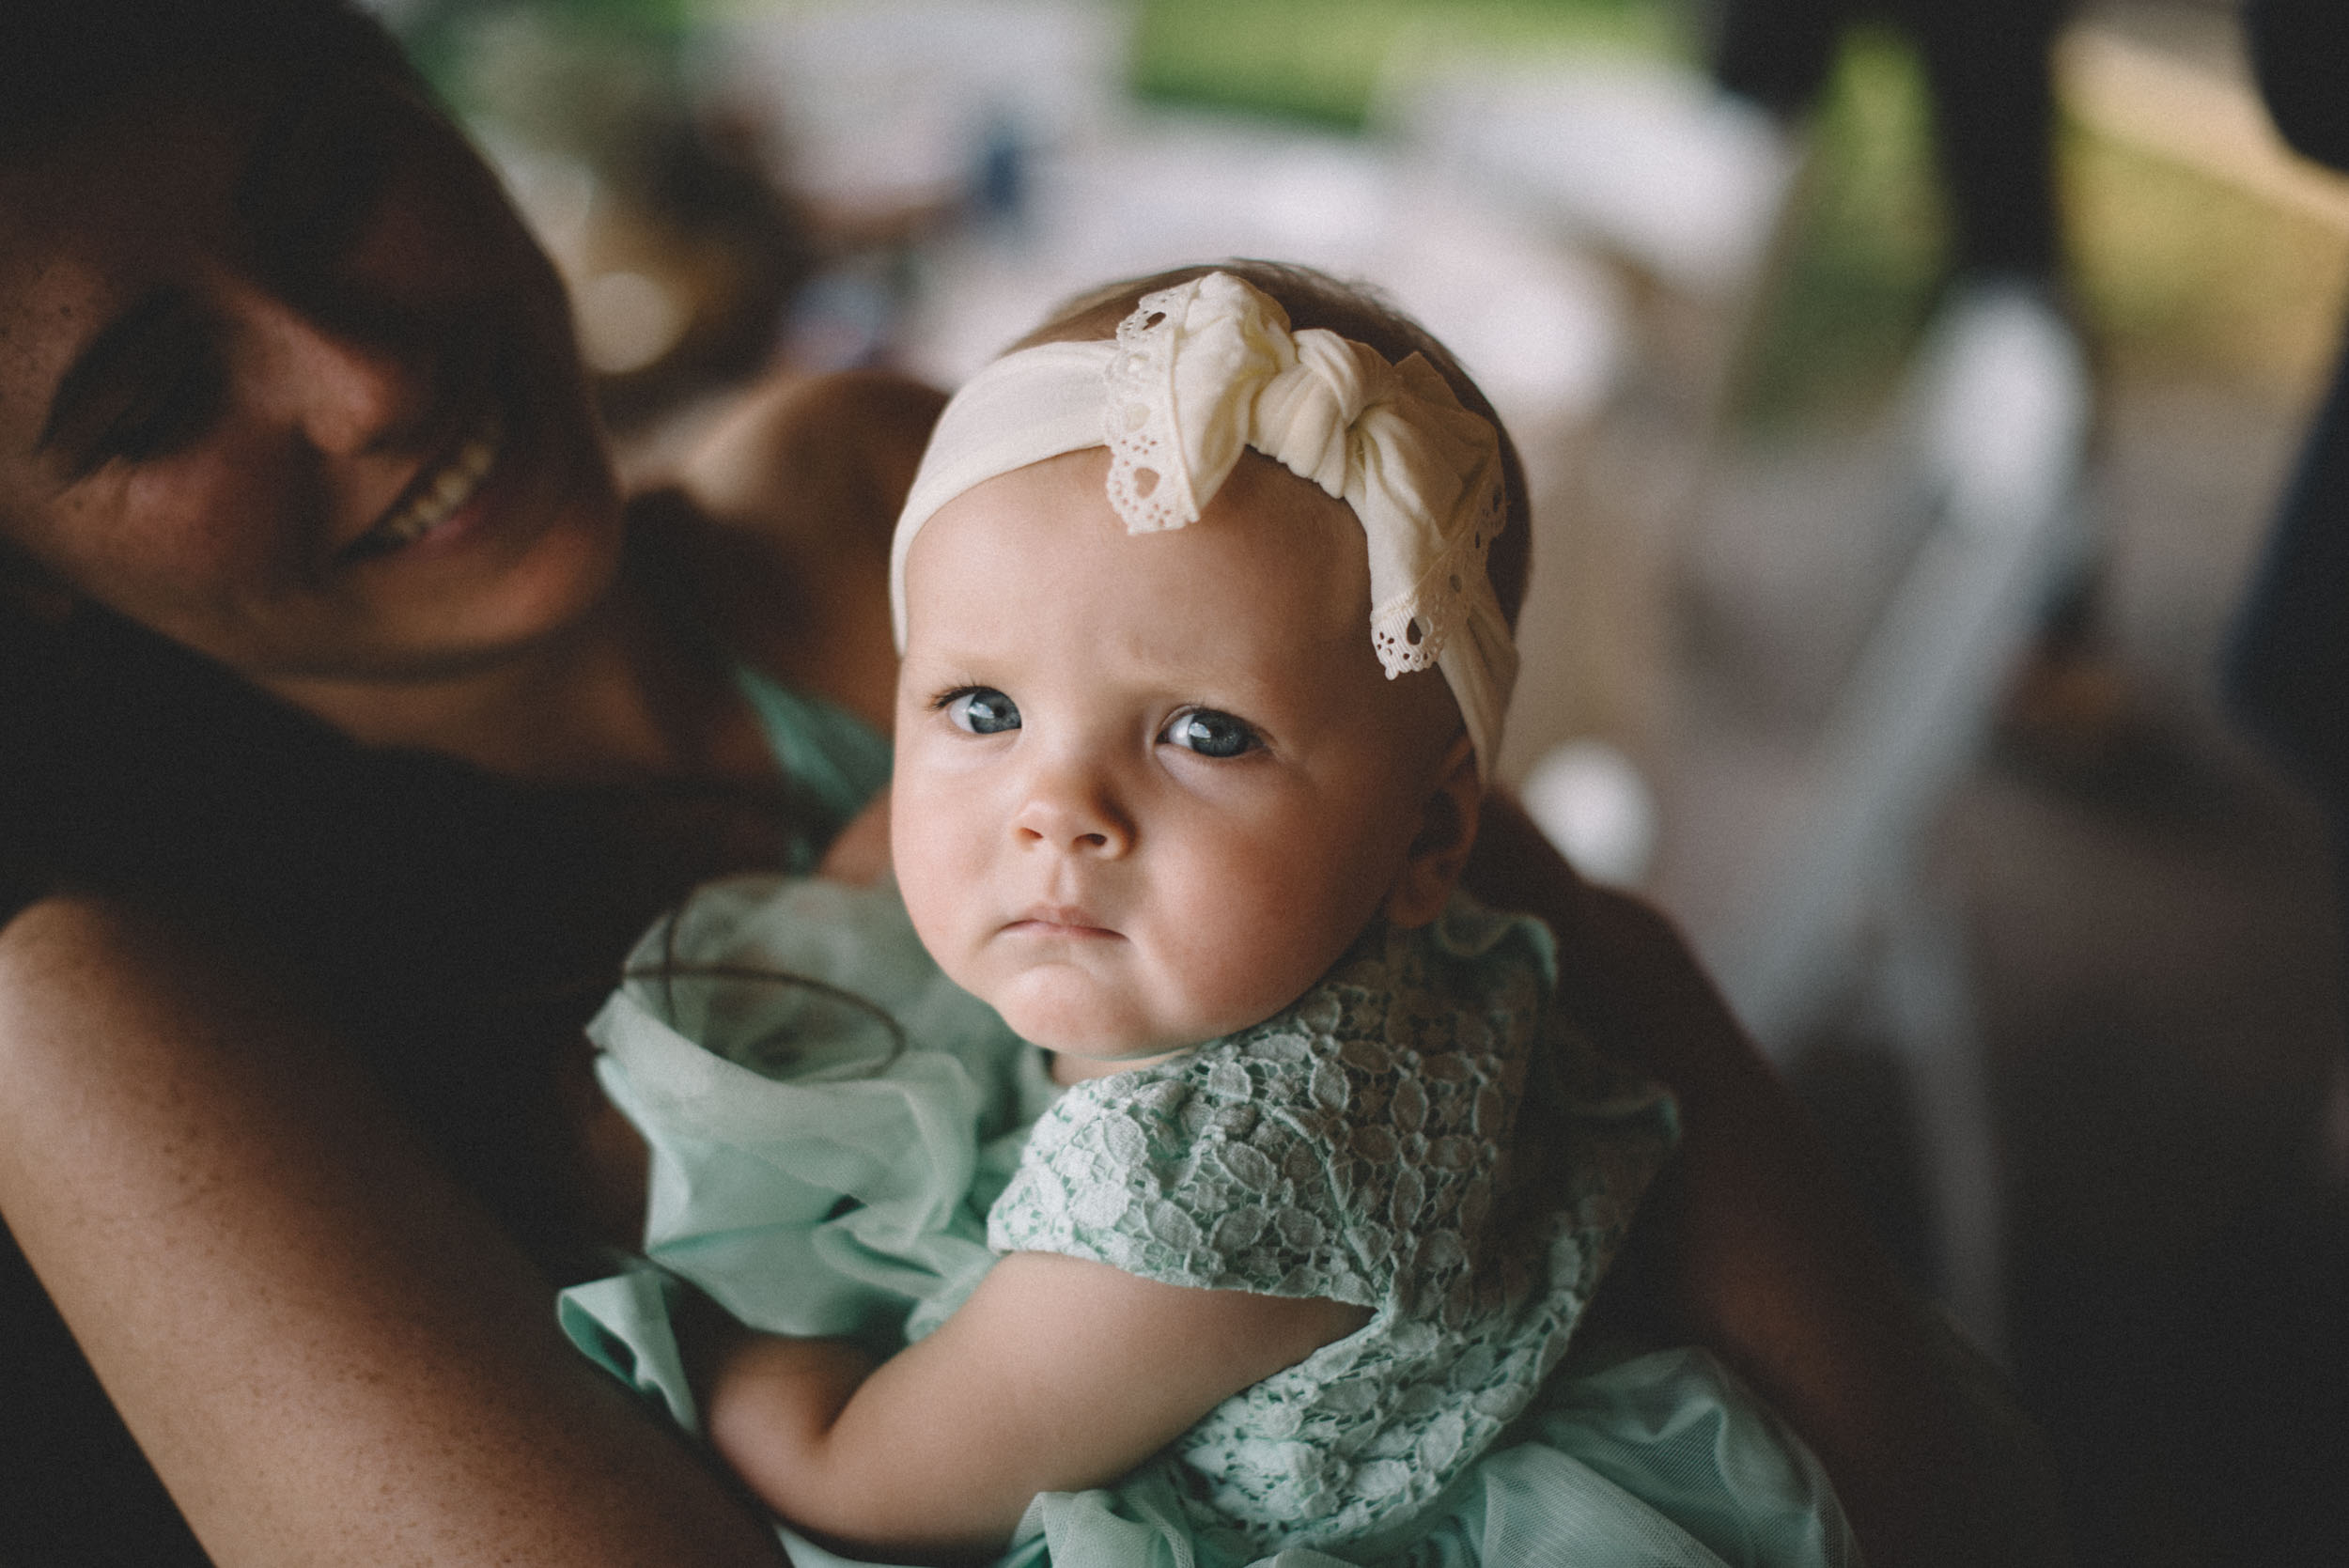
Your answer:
[988,898,1677,1559]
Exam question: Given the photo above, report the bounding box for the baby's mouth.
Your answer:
[1009,905,1123,939]
[345,404,506,561]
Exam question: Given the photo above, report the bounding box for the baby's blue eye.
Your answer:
[1161,708,1260,759]
[944,688,1021,735]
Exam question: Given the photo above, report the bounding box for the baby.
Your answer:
[561,264,1851,1568]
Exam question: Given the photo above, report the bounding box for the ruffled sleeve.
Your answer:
[988,1030,1377,1310]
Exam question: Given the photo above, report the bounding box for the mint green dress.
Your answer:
[560,862,1859,1568]
[732,667,894,871]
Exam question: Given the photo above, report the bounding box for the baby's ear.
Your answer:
[1383,734,1481,929]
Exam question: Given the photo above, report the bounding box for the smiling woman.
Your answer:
[0,51,619,693]
[0,3,938,1561]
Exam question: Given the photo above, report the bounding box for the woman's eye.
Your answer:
[944,688,1021,735]
[65,309,228,476]
[98,349,226,466]
[1161,708,1261,759]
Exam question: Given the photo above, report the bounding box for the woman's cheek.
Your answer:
[35,467,262,624]
[121,461,280,580]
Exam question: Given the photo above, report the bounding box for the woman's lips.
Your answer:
[341,402,506,562]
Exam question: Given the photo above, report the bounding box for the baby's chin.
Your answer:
[987,971,1207,1066]
[998,1003,1189,1067]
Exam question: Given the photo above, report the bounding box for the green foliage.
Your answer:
[1734,26,1951,428]
[384,0,693,111]
[1128,0,1683,129]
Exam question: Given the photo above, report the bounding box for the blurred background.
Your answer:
[364,0,2345,1560]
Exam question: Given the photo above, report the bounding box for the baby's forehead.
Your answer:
[908,451,1460,734]
[916,443,1350,561]
[906,451,1369,648]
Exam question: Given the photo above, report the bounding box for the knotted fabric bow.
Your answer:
[890,272,1518,781]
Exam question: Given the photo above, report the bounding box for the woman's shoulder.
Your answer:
[0,892,146,978]
[0,892,291,1079]
[627,368,947,732]
[668,368,947,552]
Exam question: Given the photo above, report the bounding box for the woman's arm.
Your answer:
[697,1254,1366,1562]
[1464,798,2061,1568]
[0,894,789,1568]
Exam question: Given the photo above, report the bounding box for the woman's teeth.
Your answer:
[365,410,505,552]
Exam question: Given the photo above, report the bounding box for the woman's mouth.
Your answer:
[346,405,506,560]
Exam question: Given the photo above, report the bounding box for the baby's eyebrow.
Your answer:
[36,287,191,458]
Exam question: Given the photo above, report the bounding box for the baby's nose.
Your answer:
[1013,766,1132,856]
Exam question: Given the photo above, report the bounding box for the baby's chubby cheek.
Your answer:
[1042,927,1334,1061]
[887,826,958,968]
[888,794,1025,1017]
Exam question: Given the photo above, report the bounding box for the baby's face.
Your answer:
[893,448,1462,1068]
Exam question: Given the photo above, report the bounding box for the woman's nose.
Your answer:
[242,285,430,456]
[1013,760,1133,857]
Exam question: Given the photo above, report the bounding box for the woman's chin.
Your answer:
[373,471,625,669]
[249,499,622,694]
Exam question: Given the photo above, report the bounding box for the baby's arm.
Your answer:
[696,1252,1365,1562]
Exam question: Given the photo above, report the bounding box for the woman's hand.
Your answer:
[1462,795,2062,1568]
[674,369,947,737]
[817,793,894,886]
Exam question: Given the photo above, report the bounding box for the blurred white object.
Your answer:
[577,270,689,374]
[1715,279,2093,1045]
[904,118,1626,442]
[470,128,696,382]
[699,0,1131,218]
[1521,739,1658,888]
[1704,276,2093,1354]
[478,131,599,263]
[1380,54,1798,294]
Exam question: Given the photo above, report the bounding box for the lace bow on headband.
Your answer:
[890,272,1518,780]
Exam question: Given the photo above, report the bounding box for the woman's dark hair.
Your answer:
[2,0,412,159]
[1016,259,1535,631]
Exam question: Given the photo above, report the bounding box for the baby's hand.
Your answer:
[818,793,893,886]
[680,1251,1364,1561]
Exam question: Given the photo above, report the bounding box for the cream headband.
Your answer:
[889,271,1518,782]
